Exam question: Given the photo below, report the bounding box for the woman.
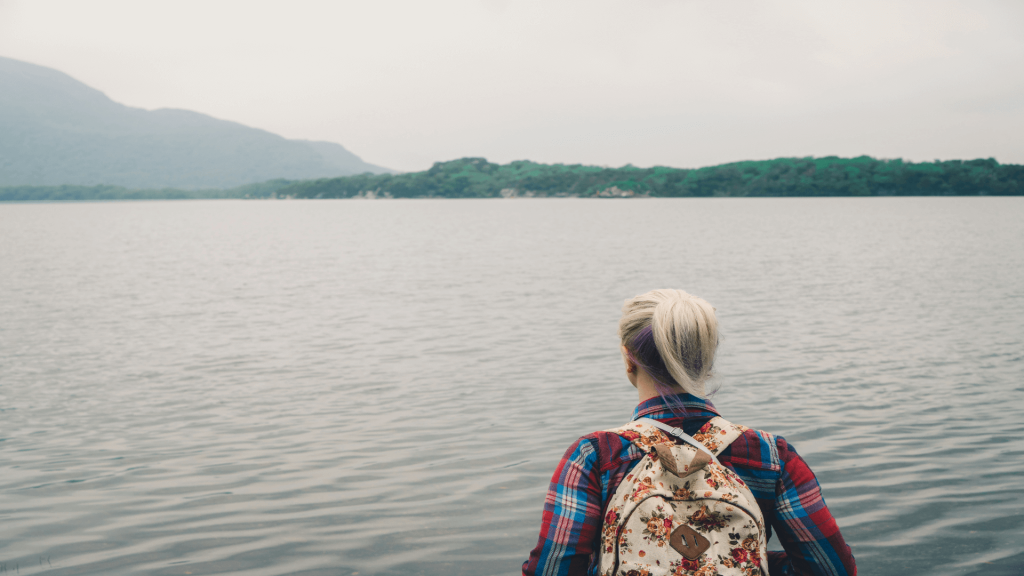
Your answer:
[523,290,856,576]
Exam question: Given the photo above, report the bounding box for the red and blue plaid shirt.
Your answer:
[523,394,856,576]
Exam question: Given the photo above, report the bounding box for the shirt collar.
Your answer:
[630,393,720,421]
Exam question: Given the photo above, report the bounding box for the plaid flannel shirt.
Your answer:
[523,394,856,576]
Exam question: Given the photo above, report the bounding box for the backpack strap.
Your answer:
[694,416,750,456]
[608,416,750,459]
[635,418,720,464]
[607,418,728,465]
[604,419,675,454]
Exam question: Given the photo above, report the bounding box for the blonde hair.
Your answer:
[618,289,719,398]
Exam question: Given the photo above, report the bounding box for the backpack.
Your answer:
[598,416,769,576]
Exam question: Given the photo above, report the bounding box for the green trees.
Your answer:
[0,180,295,202]
[4,156,1020,201]
[278,156,1023,198]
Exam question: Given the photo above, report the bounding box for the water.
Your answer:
[1,198,1022,576]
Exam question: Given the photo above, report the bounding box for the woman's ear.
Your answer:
[621,345,635,373]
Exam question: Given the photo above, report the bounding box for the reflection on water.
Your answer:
[1,198,1022,576]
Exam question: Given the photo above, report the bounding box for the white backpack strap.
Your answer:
[694,416,750,456]
[635,417,722,465]
[605,419,674,453]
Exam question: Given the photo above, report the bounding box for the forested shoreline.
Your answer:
[3,156,1022,201]
[0,180,294,202]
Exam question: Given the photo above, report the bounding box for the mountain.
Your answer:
[0,56,392,189]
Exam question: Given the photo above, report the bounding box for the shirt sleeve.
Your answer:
[522,436,605,576]
[770,435,857,576]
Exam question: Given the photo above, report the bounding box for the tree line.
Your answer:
[275,156,1024,198]
[0,180,293,202]
[3,157,1021,201]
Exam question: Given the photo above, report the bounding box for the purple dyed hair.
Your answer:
[625,325,713,416]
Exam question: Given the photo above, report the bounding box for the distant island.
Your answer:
[276,156,1024,198]
[3,156,1021,202]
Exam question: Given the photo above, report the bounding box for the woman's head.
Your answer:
[618,289,719,398]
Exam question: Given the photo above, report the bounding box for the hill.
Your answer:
[0,56,391,189]
[274,156,1024,198]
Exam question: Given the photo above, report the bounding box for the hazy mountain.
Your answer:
[0,56,392,189]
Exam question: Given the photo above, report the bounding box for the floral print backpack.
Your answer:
[598,417,768,576]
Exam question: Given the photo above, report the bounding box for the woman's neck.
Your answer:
[635,368,662,403]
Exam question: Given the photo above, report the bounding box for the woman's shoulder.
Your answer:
[719,425,785,472]
[560,420,802,475]
[556,428,647,474]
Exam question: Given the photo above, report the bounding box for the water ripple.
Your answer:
[1,198,1022,575]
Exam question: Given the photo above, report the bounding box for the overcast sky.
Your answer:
[1,0,1022,171]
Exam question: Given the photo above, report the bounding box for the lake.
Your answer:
[1,198,1022,576]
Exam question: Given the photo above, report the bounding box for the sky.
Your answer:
[1,0,1022,172]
